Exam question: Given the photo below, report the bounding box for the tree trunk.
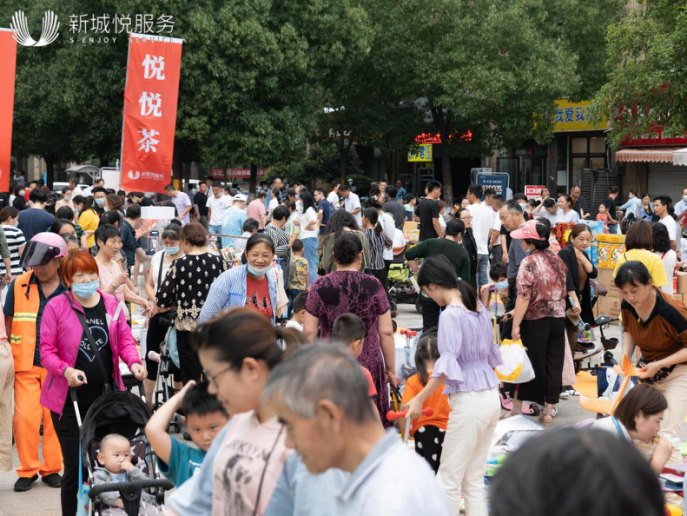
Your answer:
[172,158,183,187]
[183,162,191,188]
[249,163,258,194]
[429,104,453,204]
[44,155,55,190]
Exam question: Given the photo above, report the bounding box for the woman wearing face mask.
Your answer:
[144,223,184,400]
[55,188,73,211]
[39,250,146,516]
[10,185,26,211]
[198,233,279,326]
[156,223,227,384]
[557,224,596,352]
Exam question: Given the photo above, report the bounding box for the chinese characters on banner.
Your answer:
[408,144,433,162]
[121,33,182,193]
[553,99,606,132]
[0,30,17,192]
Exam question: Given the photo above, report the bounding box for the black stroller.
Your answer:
[73,388,173,516]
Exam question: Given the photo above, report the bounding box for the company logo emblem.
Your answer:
[10,10,60,47]
[128,170,140,180]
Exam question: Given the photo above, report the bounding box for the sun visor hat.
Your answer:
[510,219,547,241]
[20,233,68,268]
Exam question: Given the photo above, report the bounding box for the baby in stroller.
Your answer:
[93,434,161,516]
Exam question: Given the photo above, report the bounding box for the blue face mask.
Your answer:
[247,264,271,277]
[72,279,99,299]
[11,222,18,227]
[95,198,105,206]
[495,281,508,290]
[163,245,180,255]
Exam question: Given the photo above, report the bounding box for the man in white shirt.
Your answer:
[207,183,232,235]
[674,188,687,218]
[268,188,281,219]
[467,184,494,289]
[339,183,362,226]
[534,198,560,226]
[327,184,341,210]
[69,177,86,197]
[654,195,679,257]
[262,345,451,516]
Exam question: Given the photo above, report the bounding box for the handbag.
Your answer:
[73,308,116,394]
[155,252,177,328]
[589,278,607,298]
[495,339,535,384]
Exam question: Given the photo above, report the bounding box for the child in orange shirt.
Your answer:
[401,334,450,473]
[596,203,609,233]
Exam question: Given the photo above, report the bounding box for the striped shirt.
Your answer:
[1,225,26,276]
[365,228,387,271]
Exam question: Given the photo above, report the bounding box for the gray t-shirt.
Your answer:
[507,224,529,279]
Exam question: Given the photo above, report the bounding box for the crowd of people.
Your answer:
[0,173,685,515]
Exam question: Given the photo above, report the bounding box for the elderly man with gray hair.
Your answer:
[263,344,451,514]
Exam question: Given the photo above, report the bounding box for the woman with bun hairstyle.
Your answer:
[156,222,227,384]
[303,232,396,422]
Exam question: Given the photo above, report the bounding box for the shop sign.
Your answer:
[408,144,433,162]
[553,99,606,132]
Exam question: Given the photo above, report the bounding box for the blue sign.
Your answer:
[476,172,510,200]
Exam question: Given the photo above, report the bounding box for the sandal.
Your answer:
[500,406,522,420]
[539,407,554,424]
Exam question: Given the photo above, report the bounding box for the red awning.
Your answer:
[615,147,683,163]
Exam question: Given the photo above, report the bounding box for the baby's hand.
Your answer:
[115,498,124,509]
[120,460,134,473]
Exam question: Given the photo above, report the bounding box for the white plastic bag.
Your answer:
[496,339,535,384]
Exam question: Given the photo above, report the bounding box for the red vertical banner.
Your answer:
[0,30,17,193]
[121,33,182,193]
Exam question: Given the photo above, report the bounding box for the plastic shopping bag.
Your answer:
[495,339,535,384]
[76,441,90,516]
[167,327,180,369]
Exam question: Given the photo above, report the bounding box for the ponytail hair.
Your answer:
[363,207,383,237]
[416,255,478,312]
[193,307,302,371]
[415,334,440,386]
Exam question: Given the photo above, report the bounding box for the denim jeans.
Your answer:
[302,237,319,285]
[477,254,489,290]
[287,289,305,318]
[608,224,618,235]
[209,224,222,235]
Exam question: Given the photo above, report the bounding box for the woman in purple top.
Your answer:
[304,232,396,422]
[510,219,567,424]
[406,255,502,516]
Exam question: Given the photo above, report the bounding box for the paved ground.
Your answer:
[0,299,681,514]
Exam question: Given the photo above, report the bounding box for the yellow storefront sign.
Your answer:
[554,99,606,132]
[408,144,433,162]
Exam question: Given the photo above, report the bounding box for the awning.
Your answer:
[673,147,687,166]
[616,147,684,163]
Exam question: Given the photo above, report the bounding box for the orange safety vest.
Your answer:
[9,271,41,372]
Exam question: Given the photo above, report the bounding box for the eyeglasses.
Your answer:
[460,216,472,221]
[203,365,233,388]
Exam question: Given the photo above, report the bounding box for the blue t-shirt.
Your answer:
[17,208,54,243]
[318,200,334,236]
[157,436,206,487]
[221,206,248,249]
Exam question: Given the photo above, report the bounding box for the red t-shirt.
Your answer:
[245,274,273,320]
[361,366,377,396]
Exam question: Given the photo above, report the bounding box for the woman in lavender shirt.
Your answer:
[406,255,502,516]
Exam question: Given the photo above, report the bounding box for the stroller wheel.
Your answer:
[415,297,423,314]
[522,403,541,416]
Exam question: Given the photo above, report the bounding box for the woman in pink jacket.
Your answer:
[40,250,146,516]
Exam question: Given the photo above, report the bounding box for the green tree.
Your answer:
[591,1,687,148]
[367,0,625,202]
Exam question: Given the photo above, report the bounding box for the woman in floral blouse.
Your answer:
[156,222,227,384]
[510,219,567,424]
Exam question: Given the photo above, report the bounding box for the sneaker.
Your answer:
[14,474,38,492]
[559,390,569,399]
[41,473,62,488]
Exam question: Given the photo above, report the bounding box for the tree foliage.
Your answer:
[591,0,687,148]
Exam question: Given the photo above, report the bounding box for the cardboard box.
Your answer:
[596,233,625,244]
[584,243,599,268]
[598,242,626,269]
[678,272,687,294]
[673,294,686,304]
[596,295,621,324]
[581,220,605,240]
[597,268,620,298]
[556,222,576,248]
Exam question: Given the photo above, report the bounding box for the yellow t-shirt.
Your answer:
[78,209,100,248]
[613,248,669,288]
